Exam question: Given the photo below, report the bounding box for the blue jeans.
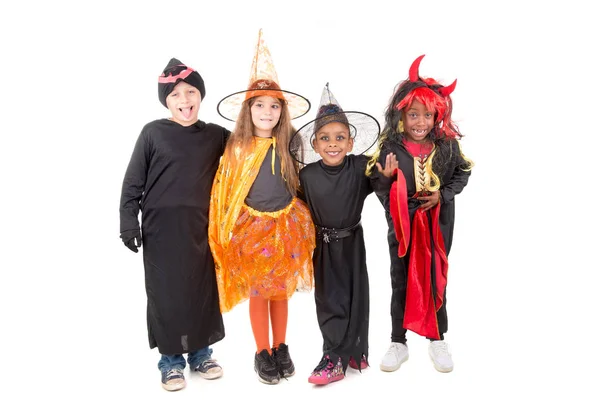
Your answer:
[158,347,213,372]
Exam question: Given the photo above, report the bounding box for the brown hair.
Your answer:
[225,96,300,194]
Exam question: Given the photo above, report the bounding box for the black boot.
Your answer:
[254,349,280,384]
[272,343,295,378]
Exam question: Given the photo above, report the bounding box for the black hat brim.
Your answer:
[290,111,381,165]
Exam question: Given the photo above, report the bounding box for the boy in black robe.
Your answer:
[291,84,397,385]
[119,58,228,391]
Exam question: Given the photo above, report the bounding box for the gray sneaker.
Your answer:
[193,358,224,379]
[161,368,186,391]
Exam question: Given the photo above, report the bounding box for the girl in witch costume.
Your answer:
[368,55,473,374]
[208,29,315,385]
[119,58,227,392]
[291,84,397,385]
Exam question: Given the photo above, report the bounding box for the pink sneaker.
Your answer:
[348,355,368,370]
[308,355,345,385]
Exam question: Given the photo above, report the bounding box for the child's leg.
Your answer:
[158,354,187,391]
[249,296,271,353]
[158,354,186,372]
[381,228,411,373]
[270,298,295,377]
[390,249,409,344]
[269,299,288,347]
[187,347,213,368]
[188,346,223,379]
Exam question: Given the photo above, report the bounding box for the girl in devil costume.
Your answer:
[368,55,473,373]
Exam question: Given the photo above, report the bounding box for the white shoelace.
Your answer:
[430,341,449,356]
[167,369,184,379]
[386,343,404,358]
[201,358,220,369]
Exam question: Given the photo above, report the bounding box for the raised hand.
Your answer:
[376,153,399,178]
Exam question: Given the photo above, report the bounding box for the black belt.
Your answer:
[316,220,361,243]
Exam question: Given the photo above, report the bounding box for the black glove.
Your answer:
[120,229,142,253]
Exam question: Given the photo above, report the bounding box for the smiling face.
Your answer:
[250,96,282,137]
[312,121,354,166]
[166,81,201,126]
[401,100,434,143]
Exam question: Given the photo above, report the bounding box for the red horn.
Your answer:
[409,54,425,82]
[439,79,457,97]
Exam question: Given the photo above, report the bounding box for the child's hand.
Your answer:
[120,229,142,253]
[376,153,398,178]
[417,191,440,211]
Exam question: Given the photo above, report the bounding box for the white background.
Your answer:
[1,1,598,398]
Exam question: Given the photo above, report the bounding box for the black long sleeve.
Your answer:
[119,131,149,232]
[440,141,471,203]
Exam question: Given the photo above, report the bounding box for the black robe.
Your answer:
[299,155,391,369]
[119,119,228,355]
[375,138,471,342]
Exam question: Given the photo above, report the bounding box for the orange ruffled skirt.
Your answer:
[218,197,315,312]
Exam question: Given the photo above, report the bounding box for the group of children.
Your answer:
[119,30,473,392]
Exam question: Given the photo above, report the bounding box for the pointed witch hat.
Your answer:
[217,29,311,121]
[290,83,380,165]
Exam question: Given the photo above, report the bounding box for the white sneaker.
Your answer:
[380,342,409,372]
[428,341,453,373]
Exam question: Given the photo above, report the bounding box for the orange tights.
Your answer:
[249,296,288,354]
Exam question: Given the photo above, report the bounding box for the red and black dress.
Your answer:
[375,137,471,342]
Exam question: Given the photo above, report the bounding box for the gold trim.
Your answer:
[413,155,431,193]
[244,197,297,218]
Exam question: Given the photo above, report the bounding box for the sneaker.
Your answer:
[271,343,295,378]
[428,341,453,373]
[254,349,280,384]
[348,354,368,370]
[380,342,409,372]
[308,355,345,385]
[161,368,186,391]
[193,358,223,380]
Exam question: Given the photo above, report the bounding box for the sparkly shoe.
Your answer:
[348,354,368,370]
[308,354,345,385]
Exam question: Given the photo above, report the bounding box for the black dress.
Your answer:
[119,119,228,355]
[299,155,391,370]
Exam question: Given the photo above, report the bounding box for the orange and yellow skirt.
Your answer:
[217,197,315,312]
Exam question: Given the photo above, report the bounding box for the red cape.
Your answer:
[389,170,448,339]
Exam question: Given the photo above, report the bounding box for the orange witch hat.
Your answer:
[217,29,310,121]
